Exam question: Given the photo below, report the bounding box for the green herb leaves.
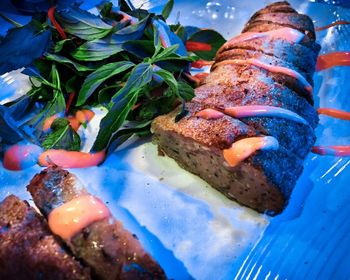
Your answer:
[77,61,134,106]
[45,53,94,72]
[162,0,174,20]
[26,64,66,138]
[71,15,149,61]
[1,1,226,159]
[71,37,124,61]
[42,118,80,151]
[0,20,51,75]
[92,62,154,151]
[56,6,113,40]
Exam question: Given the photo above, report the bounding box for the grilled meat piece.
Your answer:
[152,1,320,214]
[0,195,91,280]
[27,167,166,280]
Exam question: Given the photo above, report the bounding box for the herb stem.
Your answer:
[0,13,22,28]
[65,92,76,115]
[48,6,67,39]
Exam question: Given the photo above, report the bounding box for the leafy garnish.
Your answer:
[45,53,95,72]
[56,6,113,40]
[0,1,226,159]
[26,64,66,138]
[0,20,51,75]
[70,36,122,61]
[92,62,154,151]
[112,15,150,42]
[52,39,72,53]
[41,118,81,151]
[77,61,134,106]
[178,81,195,101]
[162,0,174,20]
[93,89,139,151]
[106,120,152,155]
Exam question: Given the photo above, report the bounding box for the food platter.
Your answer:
[1,0,350,279]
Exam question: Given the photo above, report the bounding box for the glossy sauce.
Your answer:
[318,108,350,120]
[224,27,304,47]
[312,108,350,157]
[312,146,350,156]
[3,142,43,170]
[48,195,110,240]
[316,52,350,71]
[195,108,225,120]
[224,105,308,125]
[215,58,313,97]
[315,20,350,32]
[196,105,308,125]
[223,136,279,167]
[38,150,106,168]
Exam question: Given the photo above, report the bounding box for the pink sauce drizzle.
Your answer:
[316,52,350,71]
[315,20,350,32]
[224,105,308,125]
[318,108,350,120]
[38,150,106,168]
[223,136,279,167]
[312,108,350,156]
[215,58,313,97]
[48,195,110,240]
[195,108,225,120]
[196,106,308,125]
[312,146,350,156]
[223,27,305,47]
[3,143,43,170]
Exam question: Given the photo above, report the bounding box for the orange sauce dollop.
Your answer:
[223,136,279,167]
[48,195,110,240]
[38,150,106,168]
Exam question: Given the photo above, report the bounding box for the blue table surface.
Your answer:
[1,1,350,279]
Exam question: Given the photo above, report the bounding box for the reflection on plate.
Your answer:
[1,0,350,279]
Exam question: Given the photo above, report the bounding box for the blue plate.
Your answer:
[1,1,350,279]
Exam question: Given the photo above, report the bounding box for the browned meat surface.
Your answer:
[27,167,166,280]
[0,195,91,280]
[152,1,320,215]
[242,2,316,40]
